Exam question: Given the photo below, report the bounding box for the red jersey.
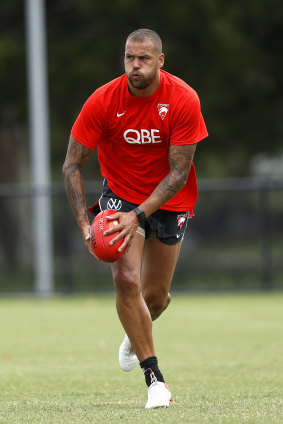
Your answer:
[71,70,208,213]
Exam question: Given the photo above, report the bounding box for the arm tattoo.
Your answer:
[154,144,196,204]
[63,137,93,232]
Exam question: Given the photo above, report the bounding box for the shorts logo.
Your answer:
[107,198,122,210]
[157,104,169,120]
[177,214,187,228]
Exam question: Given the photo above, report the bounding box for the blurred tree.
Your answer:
[0,0,28,266]
[46,0,283,178]
[0,0,28,182]
[0,0,282,181]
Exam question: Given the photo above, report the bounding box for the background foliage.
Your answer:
[0,0,282,182]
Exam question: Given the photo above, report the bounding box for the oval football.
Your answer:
[89,209,125,263]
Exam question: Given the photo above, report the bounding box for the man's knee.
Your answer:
[143,290,171,315]
[113,269,140,296]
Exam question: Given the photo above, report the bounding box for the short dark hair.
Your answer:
[126,28,162,54]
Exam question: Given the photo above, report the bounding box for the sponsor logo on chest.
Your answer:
[120,102,169,144]
[123,129,161,144]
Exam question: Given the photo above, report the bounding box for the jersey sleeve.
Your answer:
[170,91,208,145]
[71,90,105,149]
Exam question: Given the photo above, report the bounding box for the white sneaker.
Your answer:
[119,334,139,372]
[145,382,172,409]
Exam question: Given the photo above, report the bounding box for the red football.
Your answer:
[89,209,125,262]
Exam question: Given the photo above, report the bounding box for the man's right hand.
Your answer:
[63,135,96,258]
[82,224,98,260]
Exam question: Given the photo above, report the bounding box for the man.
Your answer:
[63,28,208,409]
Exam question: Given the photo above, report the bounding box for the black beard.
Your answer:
[128,68,157,90]
[128,77,149,89]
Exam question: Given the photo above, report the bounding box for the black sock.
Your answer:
[140,356,165,387]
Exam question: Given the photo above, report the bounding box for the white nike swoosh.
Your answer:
[117,111,126,117]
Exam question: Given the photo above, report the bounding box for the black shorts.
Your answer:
[89,180,191,245]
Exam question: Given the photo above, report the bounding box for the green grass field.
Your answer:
[0,294,282,423]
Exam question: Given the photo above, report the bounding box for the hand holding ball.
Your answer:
[89,210,125,262]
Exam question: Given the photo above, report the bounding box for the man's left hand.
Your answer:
[104,210,139,252]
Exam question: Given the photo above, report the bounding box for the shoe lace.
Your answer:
[149,370,158,385]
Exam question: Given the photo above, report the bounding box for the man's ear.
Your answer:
[159,53,165,69]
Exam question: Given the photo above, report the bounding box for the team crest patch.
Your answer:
[177,214,187,228]
[157,104,169,120]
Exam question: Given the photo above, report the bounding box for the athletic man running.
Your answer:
[63,28,208,409]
